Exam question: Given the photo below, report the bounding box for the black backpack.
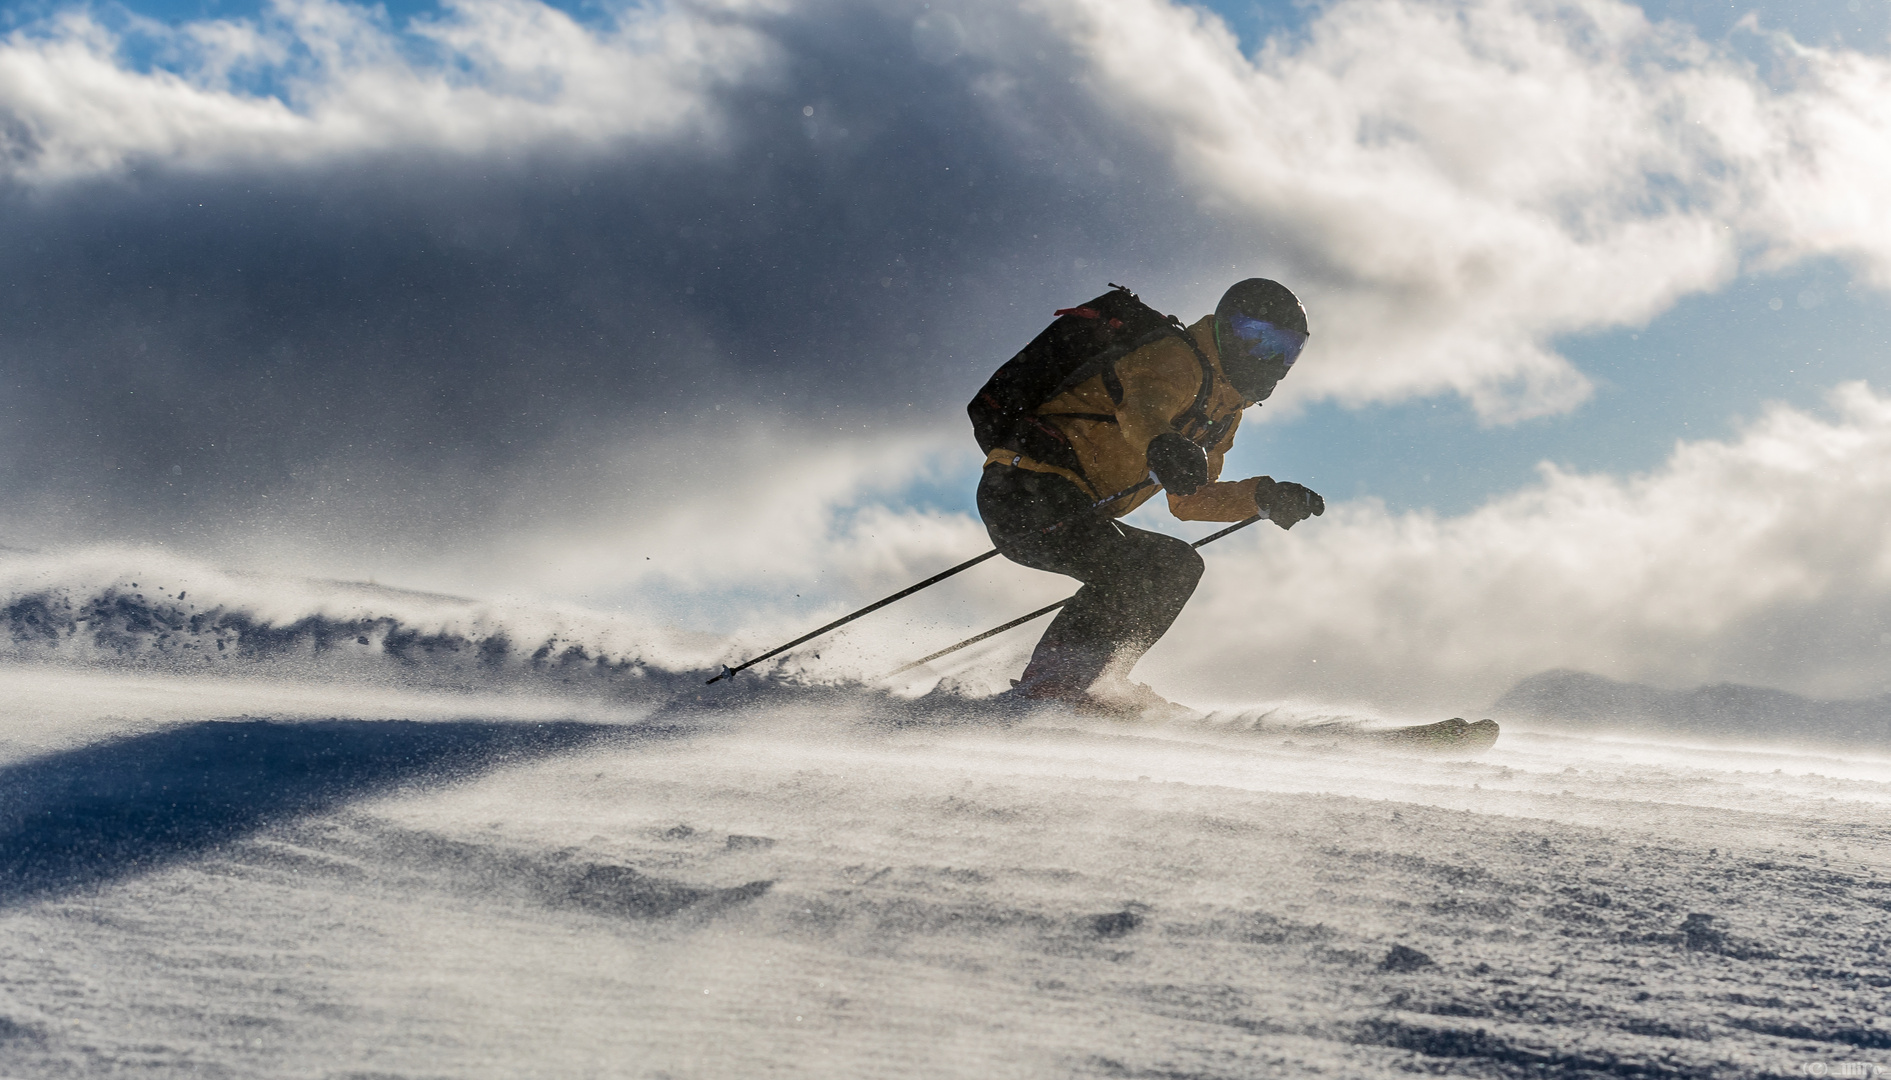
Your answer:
[968,284,1216,479]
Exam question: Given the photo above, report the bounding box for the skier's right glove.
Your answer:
[1253,477,1324,529]
[1146,432,1209,497]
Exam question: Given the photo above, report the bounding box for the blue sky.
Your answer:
[66,0,1891,41]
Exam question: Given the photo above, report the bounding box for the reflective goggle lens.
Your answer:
[1228,313,1308,369]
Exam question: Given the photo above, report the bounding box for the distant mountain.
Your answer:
[1492,669,1891,747]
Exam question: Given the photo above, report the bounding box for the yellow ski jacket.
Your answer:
[981,315,1261,522]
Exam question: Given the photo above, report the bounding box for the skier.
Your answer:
[972,278,1324,714]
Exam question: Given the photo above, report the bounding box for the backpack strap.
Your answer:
[1059,305,1220,441]
[999,287,1224,476]
[1164,315,1220,443]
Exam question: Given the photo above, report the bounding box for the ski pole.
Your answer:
[705,548,1000,683]
[705,477,1156,684]
[875,511,1267,681]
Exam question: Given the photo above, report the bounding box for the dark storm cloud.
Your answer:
[0,0,1253,541]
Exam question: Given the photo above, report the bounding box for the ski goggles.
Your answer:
[1225,313,1308,370]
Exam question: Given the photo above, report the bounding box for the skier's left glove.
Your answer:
[1252,477,1324,529]
[1146,432,1208,497]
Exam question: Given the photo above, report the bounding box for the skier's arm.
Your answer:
[1168,415,1264,522]
[1115,339,1262,519]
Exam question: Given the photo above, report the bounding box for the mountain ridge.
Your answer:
[1493,668,1891,747]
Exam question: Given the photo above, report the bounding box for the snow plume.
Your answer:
[0,513,1018,703]
[0,546,724,696]
[1137,382,1891,710]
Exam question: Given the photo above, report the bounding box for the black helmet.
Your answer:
[1213,278,1309,403]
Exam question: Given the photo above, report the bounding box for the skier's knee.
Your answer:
[1159,537,1204,588]
[1182,547,1205,591]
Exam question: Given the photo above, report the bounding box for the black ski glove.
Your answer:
[1146,432,1208,497]
[1253,477,1324,529]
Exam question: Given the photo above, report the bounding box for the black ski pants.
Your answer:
[976,463,1203,694]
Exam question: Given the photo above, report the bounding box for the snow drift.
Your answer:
[0,547,720,699]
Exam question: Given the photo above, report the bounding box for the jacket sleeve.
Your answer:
[1167,414,1259,522]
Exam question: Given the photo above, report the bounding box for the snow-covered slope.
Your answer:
[4,551,1890,1077]
[0,663,1888,1078]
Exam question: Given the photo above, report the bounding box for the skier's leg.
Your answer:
[975,464,1107,577]
[1092,522,1205,659]
[977,464,1203,696]
[1023,521,1201,694]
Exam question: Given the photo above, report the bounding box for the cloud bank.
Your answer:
[9,381,1890,713]
[1135,382,1891,709]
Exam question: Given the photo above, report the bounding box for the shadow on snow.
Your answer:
[0,717,649,907]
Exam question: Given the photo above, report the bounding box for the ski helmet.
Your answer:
[1213,278,1308,403]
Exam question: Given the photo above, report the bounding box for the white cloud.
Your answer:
[181,412,1011,636]
[1046,0,1891,420]
[0,0,773,182]
[1128,381,1891,710]
[436,424,987,608]
[1721,22,1891,285]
